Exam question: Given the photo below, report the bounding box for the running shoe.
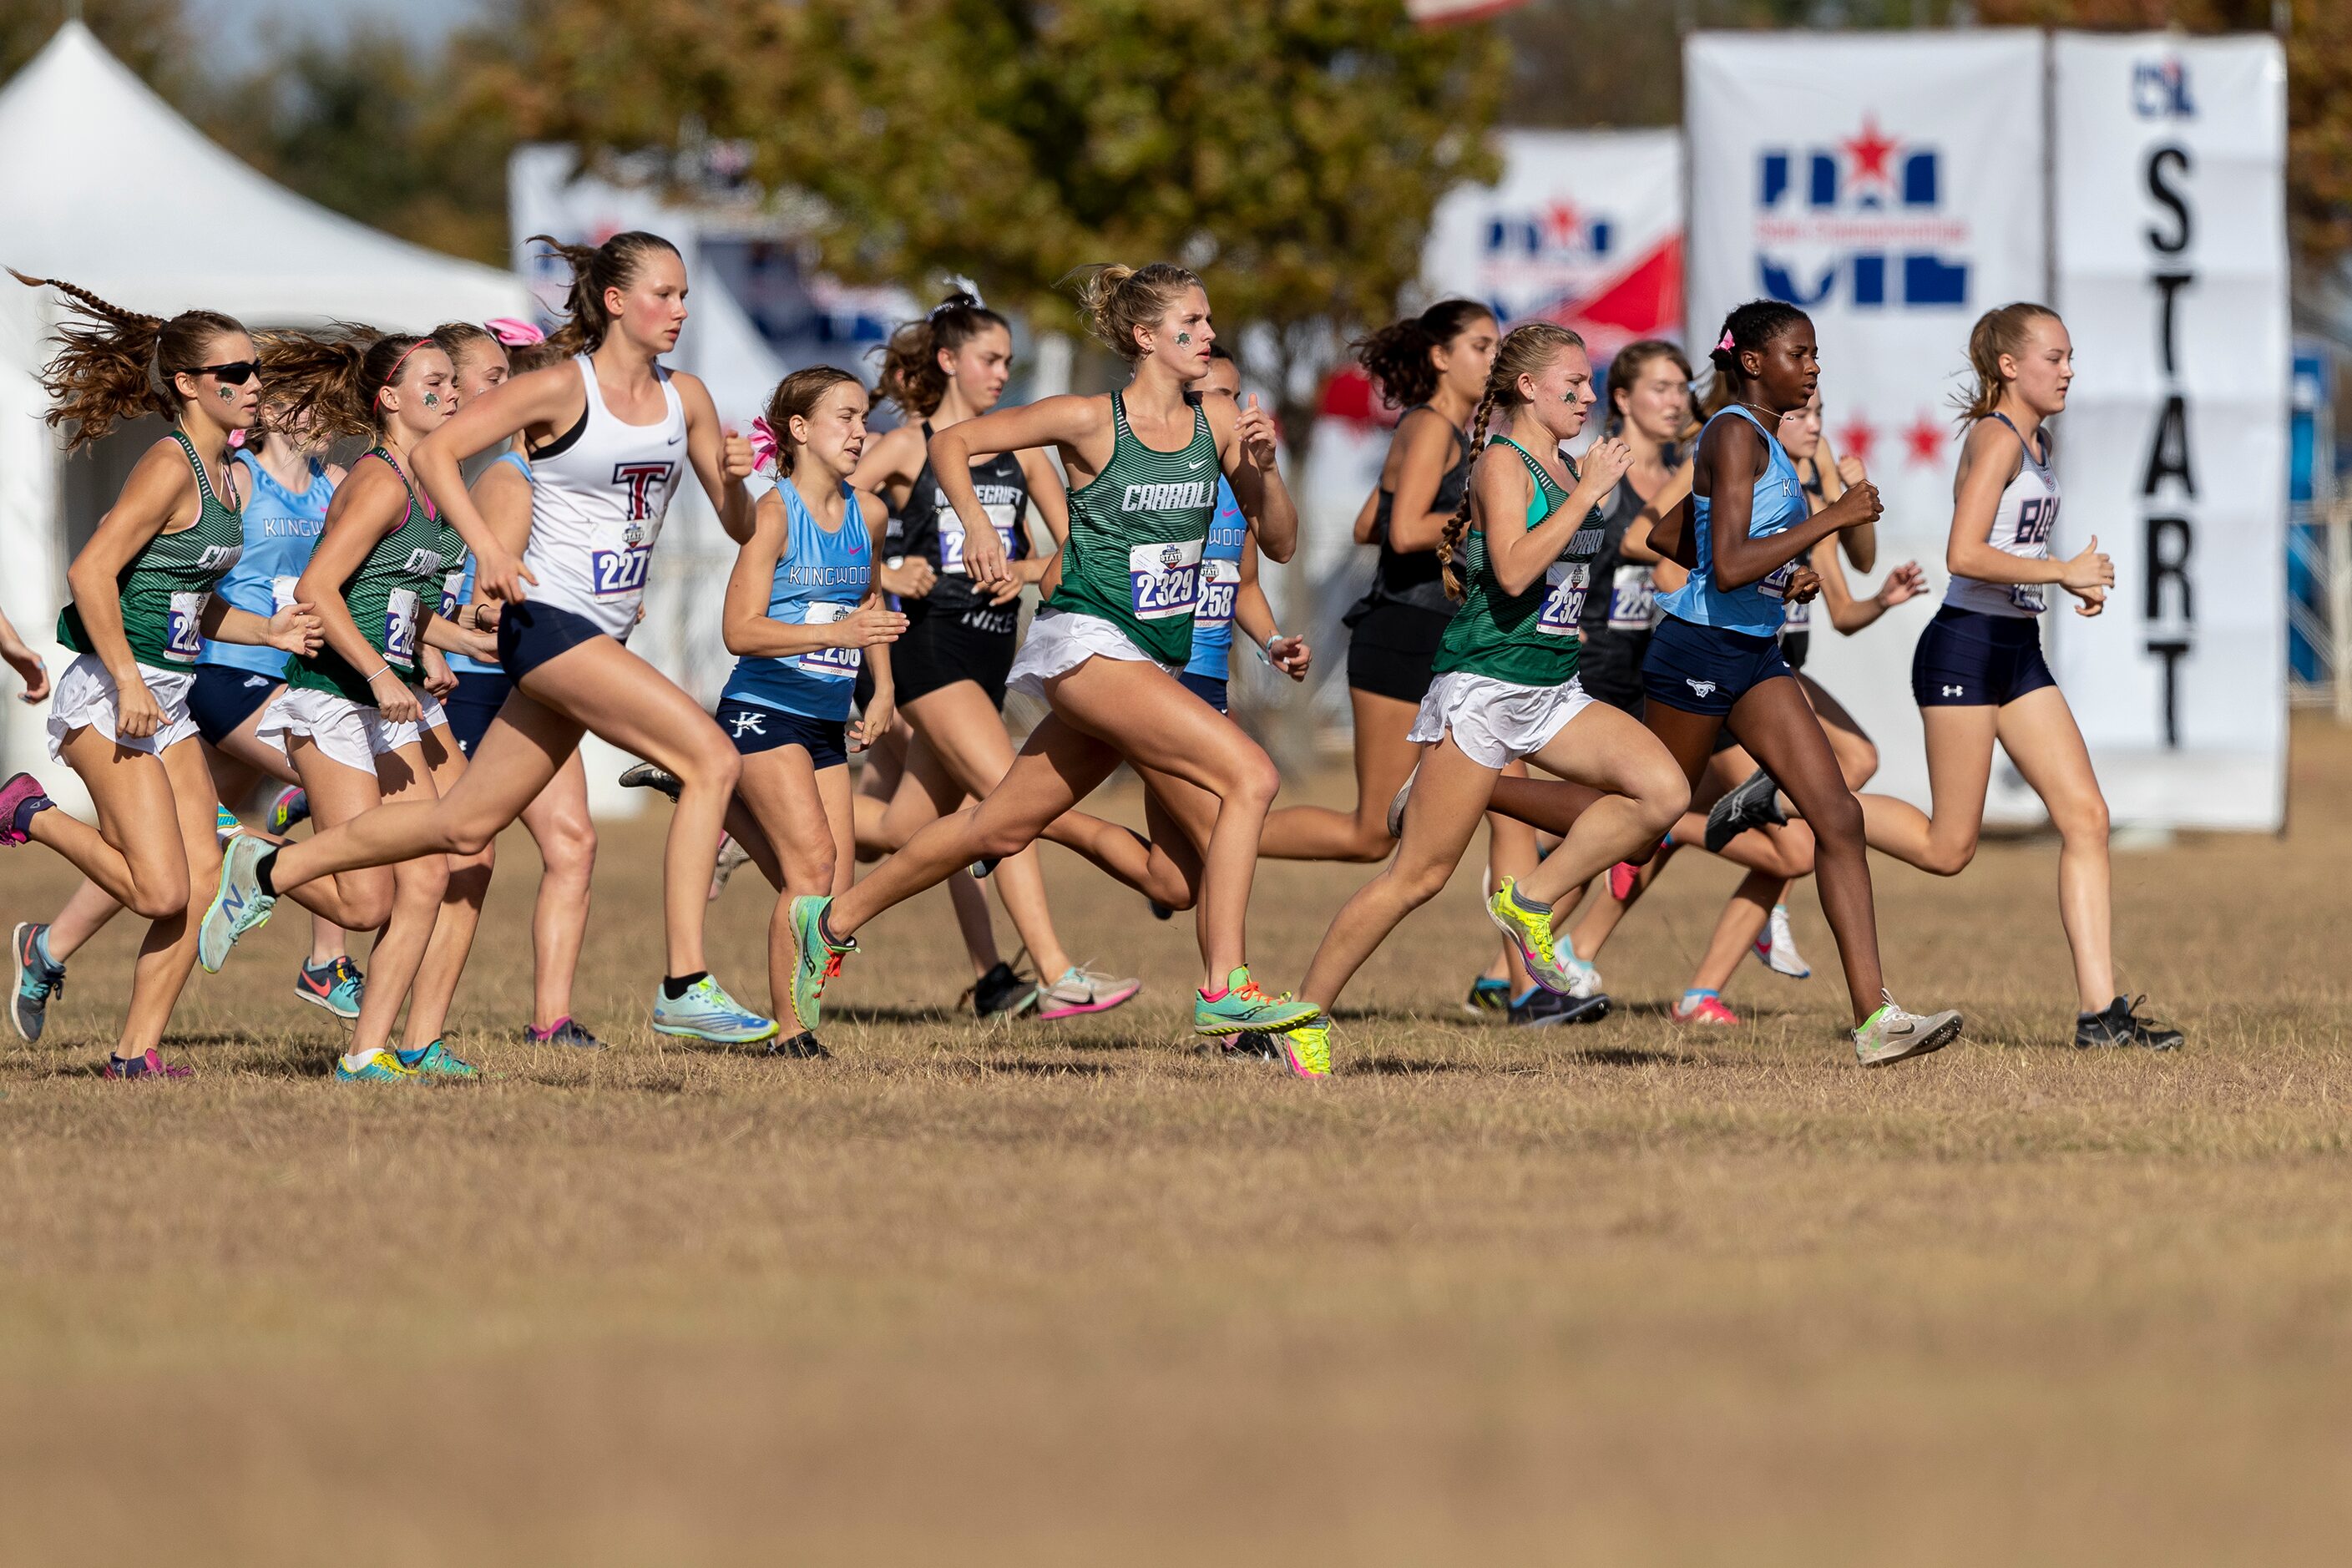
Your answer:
[1273,1019,1333,1079]
[1485,876,1577,994]
[1510,986,1611,1027]
[267,785,309,834]
[971,961,1041,1019]
[2074,994,2183,1052]
[1221,1031,1283,1062]
[397,1039,477,1077]
[650,974,780,1045]
[1670,992,1741,1025]
[1562,951,1606,1003]
[1147,899,1175,921]
[1192,967,1322,1037]
[787,895,855,1033]
[766,1030,832,1060]
[1704,767,1787,853]
[0,771,53,847]
[1464,975,1512,1014]
[525,1016,605,1050]
[1752,903,1812,979]
[708,833,751,902]
[1852,992,1963,1067]
[969,856,1000,880]
[1607,861,1641,902]
[293,955,365,1020]
[105,1048,192,1080]
[1036,964,1141,1020]
[198,832,278,974]
[619,761,684,802]
[214,803,242,843]
[335,1048,417,1083]
[1385,766,1419,840]
[13,922,65,1044]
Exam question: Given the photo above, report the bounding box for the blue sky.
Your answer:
[189,0,483,65]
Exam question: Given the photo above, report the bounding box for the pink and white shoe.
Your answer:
[104,1048,194,1080]
[1035,964,1141,1019]
[1669,992,1741,1025]
[0,771,54,847]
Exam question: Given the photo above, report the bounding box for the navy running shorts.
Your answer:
[187,664,282,746]
[441,668,513,758]
[1641,614,1793,717]
[1178,670,1229,713]
[495,599,609,680]
[715,698,848,770]
[1911,604,2058,708]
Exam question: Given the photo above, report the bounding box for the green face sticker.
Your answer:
[423,392,441,407]
[219,386,235,401]
[1176,332,1191,346]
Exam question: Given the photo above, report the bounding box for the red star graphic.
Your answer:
[1842,115,1899,185]
[1837,416,1876,468]
[1542,200,1583,248]
[1902,412,1946,466]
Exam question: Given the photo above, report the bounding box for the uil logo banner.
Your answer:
[1753,115,1969,311]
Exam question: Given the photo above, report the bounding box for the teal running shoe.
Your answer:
[396,1039,477,1077]
[1192,966,1322,1037]
[267,786,308,835]
[335,1048,417,1084]
[294,955,364,1020]
[12,921,65,1044]
[198,833,278,974]
[214,803,241,843]
[651,974,780,1045]
[787,895,856,1034]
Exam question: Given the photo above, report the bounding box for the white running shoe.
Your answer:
[1752,902,1811,979]
[1563,951,1605,1002]
[706,833,752,902]
[1852,991,1963,1067]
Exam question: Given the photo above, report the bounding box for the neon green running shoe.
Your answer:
[1276,1019,1333,1080]
[335,1048,418,1084]
[397,1039,477,1078]
[1486,875,1576,994]
[787,895,856,1034]
[1192,966,1322,1037]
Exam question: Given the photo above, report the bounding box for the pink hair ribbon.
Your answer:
[1717,330,1737,353]
[749,416,781,473]
[487,316,546,346]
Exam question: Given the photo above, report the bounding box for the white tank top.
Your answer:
[523,356,688,638]
[1944,413,2058,619]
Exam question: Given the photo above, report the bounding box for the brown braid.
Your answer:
[1437,321,1586,600]
[10,271,246,451]
[1439,389,1499,601]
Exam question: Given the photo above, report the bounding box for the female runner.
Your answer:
[427,321,606,1050]
[851,291,1138,1018]
[199,231,776,1045]
[1856,302,2177,1050]
[250,326,482,1080]
[781,262,1322,1060]
[0,276,319,1079]
[13,409,364,1044]
[1275,323,1689,1070]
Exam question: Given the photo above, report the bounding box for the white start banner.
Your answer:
[2051,33,2289,830]
[1421,129,1684,365]
[1686,30,2050,815]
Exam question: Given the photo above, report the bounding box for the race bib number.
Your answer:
[1606,564,1657,631]
[2010,584,2048,614]
[271,575,301,614]
[164,591,208,662]
[1783,590,1811,630]
[1194,558,1239,633]
[1757,559,1798,602]
[1128,539,1203,621]
[794,601,862,680]
[383,589,421,668]
[440,565,468,620]
[590,545,652,598]
[1538,561,1589,636]
[938,503,1019,576]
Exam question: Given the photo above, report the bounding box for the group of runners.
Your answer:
[0,233,2182,1082]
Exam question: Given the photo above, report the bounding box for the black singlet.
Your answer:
[1345,405,1473,625]
[887,420,1034,618]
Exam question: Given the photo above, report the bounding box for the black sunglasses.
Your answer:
[191,360,260,385]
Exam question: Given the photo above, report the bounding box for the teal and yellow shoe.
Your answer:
[650,974,779,1045]
[1276,1019,1333,1080]
[1192,966,1322,1037]
[397,1039,477,1077]
[294,955,365,1020]
[1464,975,1510,1015]
[214,803,242,843]
[787,895,856,1034]
[1485,876,1576,994]
[335,1048,417,1083]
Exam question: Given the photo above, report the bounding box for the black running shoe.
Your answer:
[1220,1031,1283,1061]
[971,961,1040,1019]
[1510,986,1611,1027]
[1704,766,1788,852]
[619,762,684,802]
[1147,900,1174,922]
[2074,994,2183,1051]
[766,1030,832,1059]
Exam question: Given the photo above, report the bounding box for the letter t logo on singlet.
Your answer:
[613,461,675,522]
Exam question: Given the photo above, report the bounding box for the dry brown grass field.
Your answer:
[4,720,2352,1565]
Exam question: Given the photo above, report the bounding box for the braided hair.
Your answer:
[1438,322,1586,600]
[9,271,247,451]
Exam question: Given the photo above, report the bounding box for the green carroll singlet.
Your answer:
[58,429,245,669]
[286,449,449,705]
[1043,390,1219,665]
[1430,437,1603,690]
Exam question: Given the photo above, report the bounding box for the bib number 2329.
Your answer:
[591,545,651,598]
[1128,539,1203,621]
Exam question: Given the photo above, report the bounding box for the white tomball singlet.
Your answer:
[1944,412,2060,619]
[523,355,688,639]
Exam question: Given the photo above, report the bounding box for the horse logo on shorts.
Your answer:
[1687,680,1717,700]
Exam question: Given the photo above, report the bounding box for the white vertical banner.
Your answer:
[2051,34,2288,830]
[1685,32,2047,812]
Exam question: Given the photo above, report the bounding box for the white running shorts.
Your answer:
[1408,670,1596,771]
[259,684,451,776]
[1005,609,1180,706]
[47,654,200,761]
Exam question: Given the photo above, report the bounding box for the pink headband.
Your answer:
[749,416,781,473]
[375,336,432,404]
[487,316,545,346]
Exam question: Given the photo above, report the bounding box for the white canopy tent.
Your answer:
[0,21,529,800]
